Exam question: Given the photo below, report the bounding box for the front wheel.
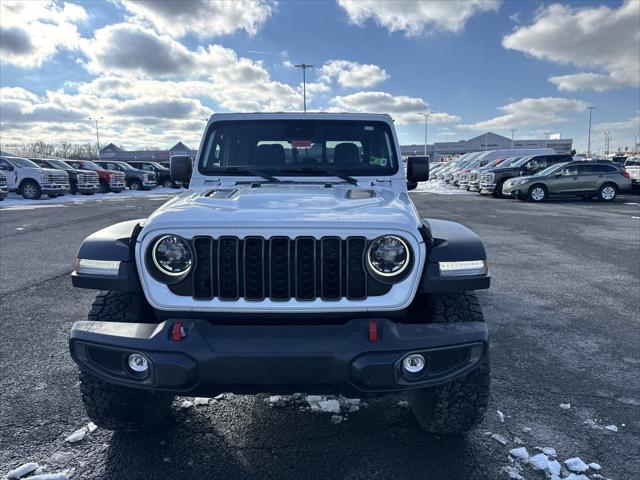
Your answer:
[598,183,617,202]
[21,180,41,200]
[408,292,490,434]
[529,184,547,202]
[129,179,142,191]
[78,291,174,430]
[162,179,173,188]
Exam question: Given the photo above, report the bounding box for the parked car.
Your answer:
[0,171,7,201]
[468,157,521,192]
[95,161,157,190]
[65,160,126,193]
[449,152,486,185]
[69,112,491,434]
[0,155,70,199]
[624,156,640,190]
[442,153,482,182]
[457,154,506,189]
[502,161,632,202]
[127,161,180,188]
[30,158,99,195]
[479,153,573,197]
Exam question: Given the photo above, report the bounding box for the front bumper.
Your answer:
[70,318,488,397]
[468,181,480,192]
[479,182,496,194]
[142,181,157,189]
[42,184,70,194]
[77,183,99,194]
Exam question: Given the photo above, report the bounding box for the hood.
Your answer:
[144,183,421,233]
[505,175,534,183]
[75,169,98,176]
[41,168,68,176]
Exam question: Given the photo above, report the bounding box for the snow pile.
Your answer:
[65,422,97,443]
[264,394,364,423]
[4,462,70,479]
[412,180,474,195]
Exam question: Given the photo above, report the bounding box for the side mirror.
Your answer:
[406,156,429,183]
[170,155,193,183]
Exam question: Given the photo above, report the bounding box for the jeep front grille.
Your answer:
[171,236,386,301]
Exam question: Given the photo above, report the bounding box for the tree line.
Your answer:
[0,141,100,160]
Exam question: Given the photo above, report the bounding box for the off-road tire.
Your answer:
[409,292,490,434]
[78,291,173,431]
[129,179,142,190]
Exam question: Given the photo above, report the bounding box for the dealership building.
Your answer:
[99,142,197,165]
[401,132,573,161]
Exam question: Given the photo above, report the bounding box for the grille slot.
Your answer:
[179,236,385,301]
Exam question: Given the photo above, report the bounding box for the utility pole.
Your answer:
[603,131,610,156]
[634,134,638,154]
[420,113,430,157]
[586,106,596,158]
[89,116,103,159]
[510,128,517,149]
[294,63,314,112]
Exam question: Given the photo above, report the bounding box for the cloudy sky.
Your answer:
[1,0,638,153]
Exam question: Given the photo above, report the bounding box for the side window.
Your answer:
[525,157,548,170]
[577,165,594,175]
[0,159,13,171]
[202,131,224,168]
[594,164,617,174]
[562,165,579,176]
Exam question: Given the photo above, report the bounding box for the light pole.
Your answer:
[586,106,596,158]
[544,132,552,148]
[294,63,314,112]
[634,134,638,154]
[89,116,103,159]
[420,113,430,157]
[603,131,610,156]
[510,128,517,149]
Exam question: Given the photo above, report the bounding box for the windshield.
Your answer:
[8,157,39,168]
[199,120,398,177]
[47,159,72,169]
[512,156,533,167]
[113,162,135,171]
[77,161,99,170]
[536,163,567,176]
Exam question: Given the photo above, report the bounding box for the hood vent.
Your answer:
[346,189,376,200]
[204,189,236,199]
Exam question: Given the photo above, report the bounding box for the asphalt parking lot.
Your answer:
[1,191,638,480]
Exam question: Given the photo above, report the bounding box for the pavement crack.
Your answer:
[0,271,71,298]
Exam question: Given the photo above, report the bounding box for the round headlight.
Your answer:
[152,235,193,276]
[367,235,411,278]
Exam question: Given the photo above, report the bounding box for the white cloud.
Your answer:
[503,1,640,91]
[337,0,501,35]
[594,116,640,133]
[0,1,87,68]
[118,0,272,38]
[549,73,624,93]
[318,60,389,88]
[459,97,588,131]
[329,91,460,125]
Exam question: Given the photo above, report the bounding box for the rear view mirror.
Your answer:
[406,156,429,183]
[170,155,193,183]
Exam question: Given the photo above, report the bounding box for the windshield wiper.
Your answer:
[222,166,281,183]
[278,167,358,185]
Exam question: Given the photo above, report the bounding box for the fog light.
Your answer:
[403,354,426,374]
[127,353,149,373]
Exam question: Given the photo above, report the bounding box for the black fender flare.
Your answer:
[419,219,490,292]
[71,219,144,291]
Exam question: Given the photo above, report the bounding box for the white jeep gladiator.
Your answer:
[69,113,491,434]
[0,155,70,199]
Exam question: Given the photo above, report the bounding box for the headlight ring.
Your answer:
[147,234,193,282]
[366,235,412,282]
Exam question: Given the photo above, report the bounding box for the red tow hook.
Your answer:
[171,321,186,342]
[368,320,379,342]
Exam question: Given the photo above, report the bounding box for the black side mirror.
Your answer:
[406,156,429,184]
[170,155,193,182]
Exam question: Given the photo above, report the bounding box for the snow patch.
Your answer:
[564,457,589,473]
[491,433,508,445]
[412,180,474,195]
[193,397,211,406]
[65,427,87,443]
[559,403,571,410]
[178,400,194,409]
[508,447,529,460]
[529,453,549,471]
[589,462,601,470]
[604,424,618,432]
[497,410,505,423]
[6,462,38,479]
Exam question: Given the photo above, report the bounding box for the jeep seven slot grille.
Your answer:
[172,236,389,301]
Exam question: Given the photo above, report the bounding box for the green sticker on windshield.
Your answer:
[370,156,388,166]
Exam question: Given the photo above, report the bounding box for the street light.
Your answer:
[603,131,610,156]
[294,63,314,112]
[89,116,103,159]
[510,128,517,149]
[544,132,553,148]
[586,106,596,158]
[420,113,430,157]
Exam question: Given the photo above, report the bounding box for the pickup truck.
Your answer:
[0,171,7,201]
[95,161,157,190]
[65,160,126,193]
[31,158,99,195]
[0,155,70,199]
[624,156,640,189]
